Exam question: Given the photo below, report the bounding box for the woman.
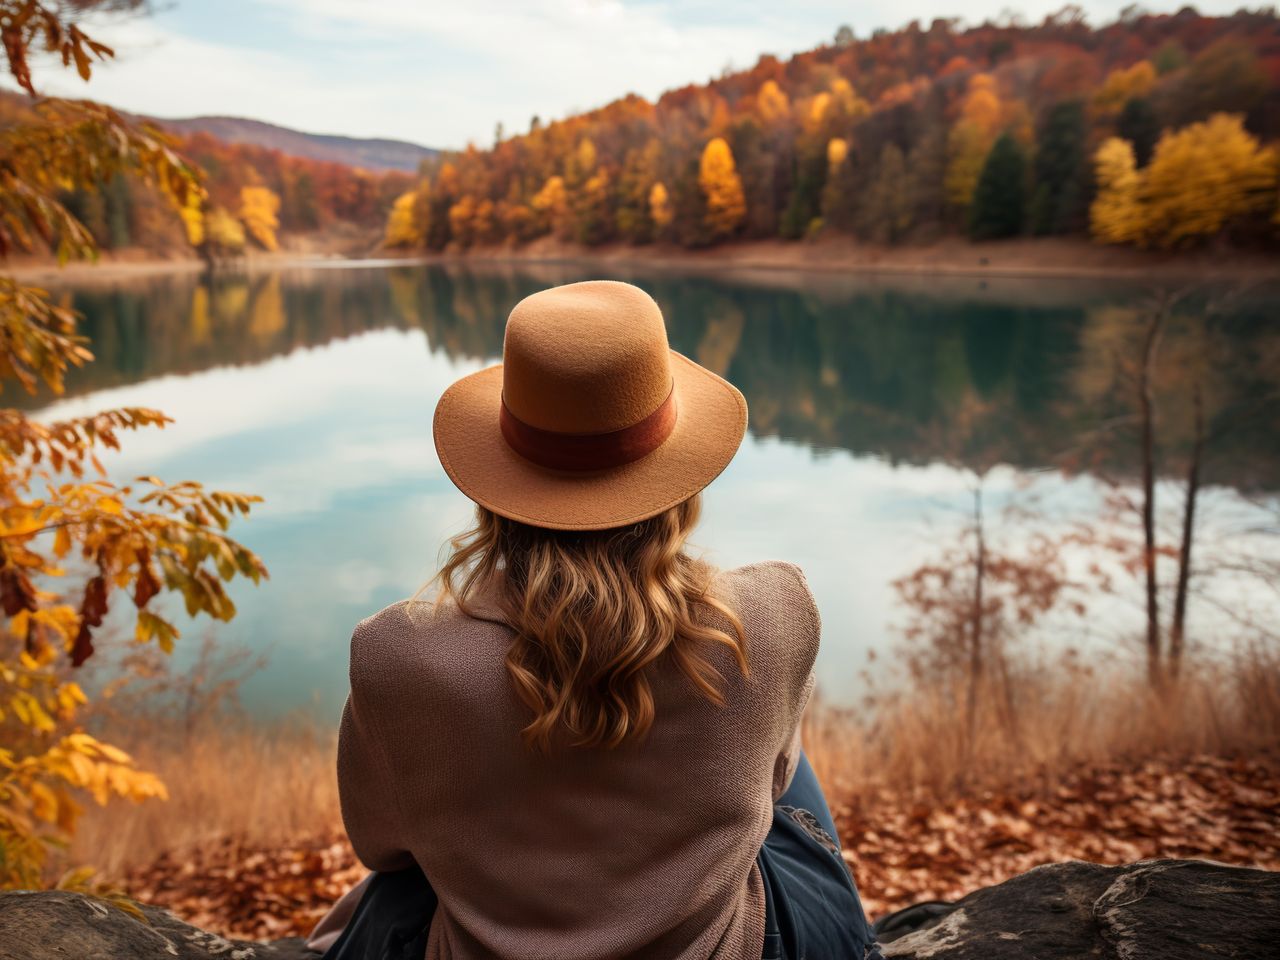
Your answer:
[308,280,881,960]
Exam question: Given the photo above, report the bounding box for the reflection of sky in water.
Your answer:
[33,273,1280,725]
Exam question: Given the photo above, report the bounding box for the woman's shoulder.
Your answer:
[715,560,819,616]
[711,560,821,650]
[346,594,503,677]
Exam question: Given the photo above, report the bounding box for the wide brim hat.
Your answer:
[433,280,747,531]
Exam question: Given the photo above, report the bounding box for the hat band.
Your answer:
[500,385,677,472]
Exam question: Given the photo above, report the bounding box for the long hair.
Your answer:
[429,494,748,751]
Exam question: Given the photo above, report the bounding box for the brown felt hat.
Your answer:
[432,280,748,530]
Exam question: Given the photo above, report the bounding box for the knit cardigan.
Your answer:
[336,559,820,960]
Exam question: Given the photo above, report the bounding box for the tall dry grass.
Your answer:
[69,721,342,880]
[64,636,344,880]
[805,642,1280,802]
[65,642,1280,881]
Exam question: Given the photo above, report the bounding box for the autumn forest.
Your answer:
[1,1,1279,952]
[381,8,1280,254]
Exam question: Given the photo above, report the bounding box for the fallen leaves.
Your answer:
[836,752,1280,918]
[119,751,1280,942]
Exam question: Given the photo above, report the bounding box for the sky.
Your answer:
[18,0,1252,150]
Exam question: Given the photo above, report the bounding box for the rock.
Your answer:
[880,858,1280,960]
[2,859,1276,960]
[0,889,318,960]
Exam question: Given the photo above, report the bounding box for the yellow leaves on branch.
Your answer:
[0,0,266,894]
[698,137,746,239]
[1090,113,1278,248]
[1,731,166,888]
[1,1,116,94]
[0,99,203,264]
[0,277,93,395]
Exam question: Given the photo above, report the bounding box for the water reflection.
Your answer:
[30,263,1280,719]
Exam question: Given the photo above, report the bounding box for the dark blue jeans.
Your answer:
[323,751,880,960]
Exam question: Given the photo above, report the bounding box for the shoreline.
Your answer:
[5,236,1277,285]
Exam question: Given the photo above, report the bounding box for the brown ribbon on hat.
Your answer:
[500,385,678,472]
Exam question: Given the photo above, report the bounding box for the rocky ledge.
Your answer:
[878,858,1279,959]
[1,859,1276,959]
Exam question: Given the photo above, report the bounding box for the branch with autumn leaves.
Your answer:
[0,1,268,890]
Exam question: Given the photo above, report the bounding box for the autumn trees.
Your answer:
[1091,114,1277,247]
[383,11,1280,254]
[0,1,265,888]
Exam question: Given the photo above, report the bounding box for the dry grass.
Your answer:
[805,643,1280,802]
[66,644,1280,889]
[69,720,341,881]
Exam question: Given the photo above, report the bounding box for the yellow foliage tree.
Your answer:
[699,137,746,239]
[570,138,598,185]
[448,195,477,247]
[1094,61,1157,117]
[1142,113,1276,247]
[649,182,673,233]
[178,194,204,247]
[1090,137,1146,245]
[0,1,266,890]
[945,74,1005,210]
[532,175,571,239]
[205,206,246,254]
[756,79,790,123]
[959,74,1003,133]
[384,190,423,248]
[945,121,992,210]
[1091,114,1277,248]
[238,185,281,252]
[827,137,850,168]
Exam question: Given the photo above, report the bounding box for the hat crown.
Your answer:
[502,281,672,434]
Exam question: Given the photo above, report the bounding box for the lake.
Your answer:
[31,261,1280,722]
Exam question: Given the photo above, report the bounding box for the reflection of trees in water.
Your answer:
[33,266,1280,488]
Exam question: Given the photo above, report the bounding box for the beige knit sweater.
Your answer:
[336,560,820,960]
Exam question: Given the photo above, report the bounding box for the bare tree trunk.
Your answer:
[1170,383,1204,679]
[966,485,985,751]
[1138,304,1165,688]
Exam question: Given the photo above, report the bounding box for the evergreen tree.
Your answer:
[779,145,825,239]
[104,172,132,249]
[969,133,1026,240]
[1118,97,1160,167]
[1031,100,1087,235]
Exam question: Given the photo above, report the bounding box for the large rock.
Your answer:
[1,859,1275,959]
[0,889,317,960]
[880,858,1280,960]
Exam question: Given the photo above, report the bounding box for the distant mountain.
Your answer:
[155,115,437,173]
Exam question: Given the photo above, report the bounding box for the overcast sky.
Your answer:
[18,1,1248,149]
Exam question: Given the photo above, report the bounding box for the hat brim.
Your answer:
[433,350,747,531]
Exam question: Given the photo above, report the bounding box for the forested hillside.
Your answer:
[384,8,1280,253]
[0,90,414,259]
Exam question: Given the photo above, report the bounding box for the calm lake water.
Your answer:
[31,261,1280,722]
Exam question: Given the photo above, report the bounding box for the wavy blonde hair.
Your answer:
[428,494,748,751]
